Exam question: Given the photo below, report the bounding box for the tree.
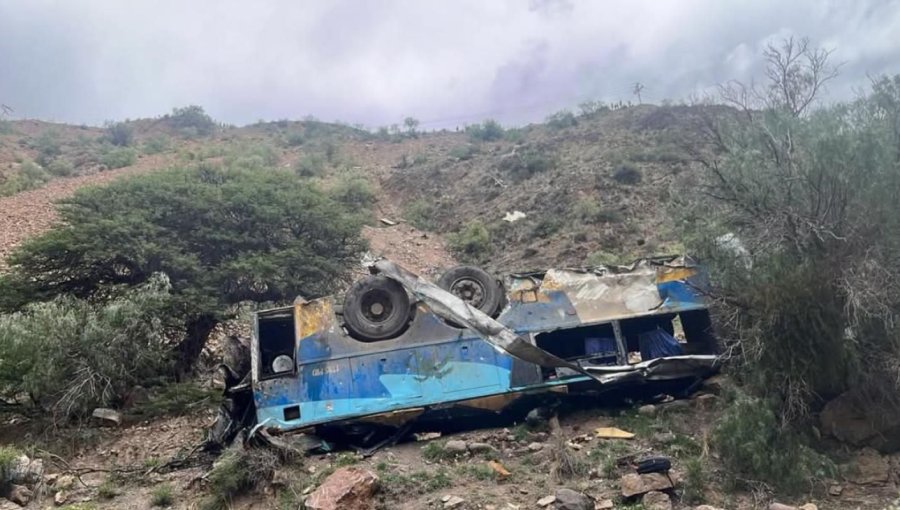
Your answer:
[684,37,900,424]
[1,165,367,370]
[105,121,134,147]
[632,82,644,104]
[403,117,420,137]
[167,105,217,137]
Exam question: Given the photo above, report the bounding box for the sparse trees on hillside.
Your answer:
[0,165,366,371]
[105,121,134,146]
[167,105,217,137]
[403,117,420,137]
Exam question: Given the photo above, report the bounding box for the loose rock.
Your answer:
[7,455,43,485]
[444,440,468,455]
[537,495,556,507]
[7,484,33,506]
[305,467,378,510]
[594,499,614,510]
[468,442,495,454]
[638,404,657,417]
[847,447,890,485]
[799,504,818,510]
[693,506,724,510]
[642,491,672,510]
[443,495,465,508]
[527,442,545,452]
[620,473,673,498]
[828,484,843,496]
[554,488,591,510]
[768,504,797,510]
[54,490,68,506]
[820,389,900,452]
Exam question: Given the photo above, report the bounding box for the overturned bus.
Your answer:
[218,256,720,445]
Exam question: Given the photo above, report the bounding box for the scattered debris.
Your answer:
[828,484,843,496]
[488,460,510,479]
[768,504,798,510]
[305,467,378,510]
[91,407,122,425]
[799,504,818,510]
[553,488,592,510]
[468,442,495,454]
[503,210,527,223]
[379,218,397,226]
[693,506,724,510]
[414,432,442,441]
[620,473,674,498]
[595,427,634,439]
[642,490,672,510]
[594,499,614,510]
[527,442,546,452]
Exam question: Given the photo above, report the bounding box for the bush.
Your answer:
[294,154,326,177]
[203,448,282,510]
[578,100,609,117]
[404,199,437,230]
[284,131,305,147]
[0,276,173,419]
[2,165,366,371]
[612,164,641,185]
[142,135,171,155]
[499,148,555,180]
[0,161,50,196]
[224,143,279,171]
[449,220,491,259]
[34,129,62,166]
[449,144,478,161]
[329,175,375,208]
[150,484,174,507]
[546,110,577,129]
[713,392,834,493]
[105,122,134,147]
[466,119,504,142]
[47,158,75,177]
[100,147,137,169]
[167,105,216,138]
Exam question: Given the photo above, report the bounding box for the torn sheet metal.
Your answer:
[372,260,584,372]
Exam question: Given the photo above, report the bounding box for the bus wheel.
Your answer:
[343,275,413,341]
[437,265,504,318]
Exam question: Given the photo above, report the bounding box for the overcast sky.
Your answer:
[1,0,899,128]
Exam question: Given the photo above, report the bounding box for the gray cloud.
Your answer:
[1,0,898,128]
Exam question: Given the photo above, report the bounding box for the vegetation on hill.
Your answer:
[0,164,367,372]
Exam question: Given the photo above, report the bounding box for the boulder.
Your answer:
[553,488,591,510]
[442,495,465,508]
[820,390,900,452]
[54,490,68,506]
[620,473,673,498]
[537,495,556,507]
[305,467,378,510]
[642,491,672,510]
[444,440,468,455]
[638,404,658,417]
[846,447,889,485]
[6,484,33,506]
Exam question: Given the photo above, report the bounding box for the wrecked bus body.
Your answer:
[237,256,719,442]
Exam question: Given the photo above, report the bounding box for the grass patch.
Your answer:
[0,446,22,480]
[380,468,452,497]
[681,456,707,504]
[421,441,456,462]
[456,463,496,481]
[150,484,174,507]
[97,477,119,499]
[201,447,285,510]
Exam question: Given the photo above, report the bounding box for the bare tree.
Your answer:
[632,82,645,104]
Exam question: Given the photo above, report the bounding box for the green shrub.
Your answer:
[142,134,171,155]
[202,448,281,510]
[404,199,437,230]
[612,165,641,185]
[0,161,50,196]
[578,100,609,117]
[546,110,577,129]
[34,130,62,165]
[329,175,375,208]
[126,382,219,419]
[1,165,365,371]
[167,105,216,138]
[0,276,174,419]
[0,120,13,135]
[294,154,326,177]
[681,457,706,504]
[150,484,174,507]
[466,119,504,142]
[499,148,555,180]
[713,392,834,493]
[47,158,75,177]
[531,218,561,238]
[449,144,478,161]
[100,147,137,169]
[105,122,134,147]
[285,131,305,147]
[449,221,491,259]
[0,446,22,481]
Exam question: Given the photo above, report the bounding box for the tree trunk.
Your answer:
[177,313,219,375]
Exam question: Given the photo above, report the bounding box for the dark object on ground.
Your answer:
[437,265,505,318]
[342,276,413,341]
[637,456,672,474]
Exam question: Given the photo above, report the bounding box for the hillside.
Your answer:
[0,106,896,510]
[0,106,705,273]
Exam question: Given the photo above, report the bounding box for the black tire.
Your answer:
[437,265,504,318]
[343,276,413,341]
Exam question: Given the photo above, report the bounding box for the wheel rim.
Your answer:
[449,277,486,309]
[360,289,395,323]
